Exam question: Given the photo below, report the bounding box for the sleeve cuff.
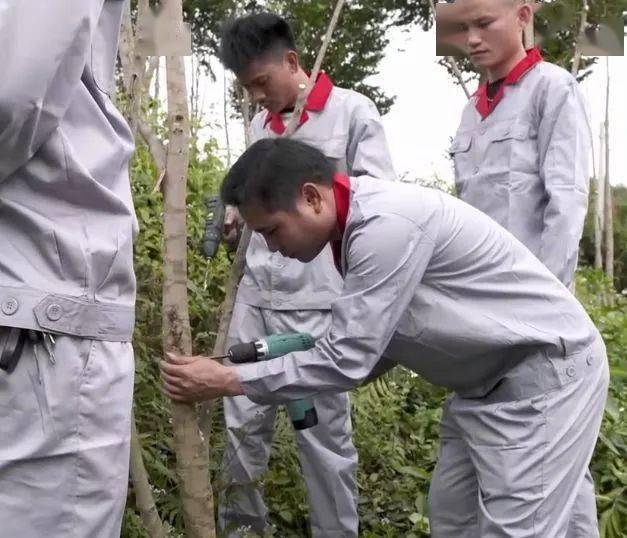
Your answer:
[233,362,274,404]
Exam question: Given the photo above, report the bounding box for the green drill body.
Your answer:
[224,333,318,430]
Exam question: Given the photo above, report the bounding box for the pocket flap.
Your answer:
[449,133,472,154]
[488,122,531,142]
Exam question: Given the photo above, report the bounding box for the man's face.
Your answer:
[237,51,299,113]
[239,184,336,263]
[457,0,529,72]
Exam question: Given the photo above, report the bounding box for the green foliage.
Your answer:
[581,186,627,293]
[577,268,627,538]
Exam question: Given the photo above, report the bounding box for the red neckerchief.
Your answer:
[475,47,543,119]
[264,72,334,135]
[331,173,350,275]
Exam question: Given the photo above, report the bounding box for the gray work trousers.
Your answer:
[218,301,359,537]
[429,336,609,537]
[0,334,134,537]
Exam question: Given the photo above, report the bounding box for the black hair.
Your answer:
[220,138,335,212]
[219,12,297,74]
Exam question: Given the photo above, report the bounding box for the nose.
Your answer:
[467,28,482,49]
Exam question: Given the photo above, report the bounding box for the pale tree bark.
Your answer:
[428,0,470,99]
[571,0,589,77]
[603,58,613,284]
[119,0,152,134]
[595,121,605,270]
[160,1,215,536]
[119,1,167,181]
[223,70,232,167]
[154,56,161,122]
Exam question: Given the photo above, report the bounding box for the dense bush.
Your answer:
[124,145,626,537]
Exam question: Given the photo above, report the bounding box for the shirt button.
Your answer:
[272,299,282,308]
[1,297,19,316]
[473,166,480,174]
[566,366,576,377]
[479,127,487,135]
[46,303,63,321]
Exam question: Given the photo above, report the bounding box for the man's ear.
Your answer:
[301,183,324,213]
[517,3,533,29]
[285,50,300,74]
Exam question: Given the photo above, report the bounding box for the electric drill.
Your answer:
[202,196,226,260]
[220,333,318,430]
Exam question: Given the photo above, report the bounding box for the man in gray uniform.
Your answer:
[0,1,136,536]
[216,13,395,537]
[449,0,591,289]
[449,2,596,534]
[162,139,609,538]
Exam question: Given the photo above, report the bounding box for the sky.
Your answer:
[191,25,627,187]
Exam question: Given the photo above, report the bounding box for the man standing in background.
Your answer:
[449,0,592,290]
[448,0,595,536]
[217,12,396,537]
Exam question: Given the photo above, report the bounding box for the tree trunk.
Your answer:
[161,1,215,536]
[571,0,588,76]
[130,411,168,538]
[594,121,604,269]
[427,0,470,99]
[603,58,613,284]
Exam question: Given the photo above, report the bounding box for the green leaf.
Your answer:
[397,465,431,481]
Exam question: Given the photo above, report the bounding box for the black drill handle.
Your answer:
[202,196,226,260]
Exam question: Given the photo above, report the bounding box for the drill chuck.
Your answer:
[226,332,318,430]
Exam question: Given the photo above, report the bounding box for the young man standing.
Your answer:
[448,2,596,534]
[162,138,609,538]
[449,0,591,290]
[216,13,395,537]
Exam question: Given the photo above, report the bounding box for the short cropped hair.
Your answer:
[220,138,335,212]
[219,12,297,74]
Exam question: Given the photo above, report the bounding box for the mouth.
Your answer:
[470,50,489,57]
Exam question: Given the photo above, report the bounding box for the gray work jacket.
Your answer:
[450,62,591,288]
[0,0,136,341]
[236,177,599,401]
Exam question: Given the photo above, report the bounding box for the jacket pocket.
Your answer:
[484,121,537,177]
[449,132,473,195]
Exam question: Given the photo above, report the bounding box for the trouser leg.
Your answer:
[219,302,277,537]
[268,309,359,537]
[0,335,134,538]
